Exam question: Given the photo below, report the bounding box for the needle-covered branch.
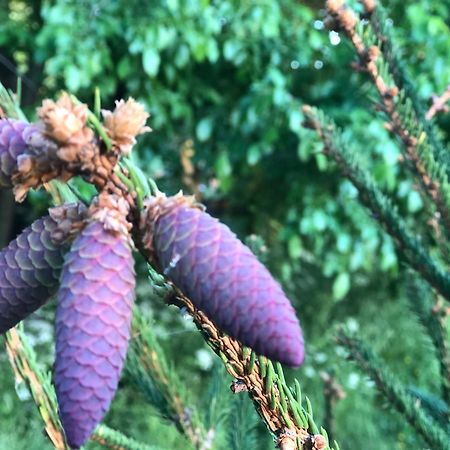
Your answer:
[326,0,450,238]
[360,0,450,161]
[4,326,158,450]
[302,105,450,302]
[406,276,450,405]
[336,328,450,450]
[126,300,210,449]
[141,269,330,450]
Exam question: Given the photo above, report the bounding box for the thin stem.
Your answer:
[337,329,450,450]
[69,93,112,149]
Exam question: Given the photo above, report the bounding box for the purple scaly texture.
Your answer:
[55,221,135,449]
[0,215,65,334]
[152,202,304,367]
[0,119,39,187]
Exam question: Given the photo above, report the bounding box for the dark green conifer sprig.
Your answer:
[406,276,450,404]
[359,0,450,174]
[326,0,450,241]
[5,327,69,450]
[125,300,210,449]
[92,425,161,450]
[4,326,159,450]
[225,394,259,450]
[336,328,450,450]
[148,274,333,450]
[406,387,449,429]
[302,105,450,302]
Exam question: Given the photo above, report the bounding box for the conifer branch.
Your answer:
[336,329,450,450]
[126,290,210,449]
[4,327,158,450]
[320,372,345,444]
[92,424,159,450]
[4,327,69,450]
[144,274,332,450]
[0,82,27,121]
[406,277,450,405]
[406,387,449,428]
[427,86,450,121]
[326,0,450,238]
[302,105,450,302]
[360,0,450,165]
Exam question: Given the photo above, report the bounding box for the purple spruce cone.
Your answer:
[144,195,304,367]
[55,220,135,449]
[0,215,66,334]
[0,119,39,187]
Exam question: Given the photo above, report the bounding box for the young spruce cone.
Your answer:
[141,194,304,367]
[0,204,83,334]
[54,196,135,449]
[0,119,40,188]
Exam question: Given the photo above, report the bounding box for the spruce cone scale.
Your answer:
[0,213,67,334]
[55,221,135,449]
[143,195,305,367]
[0,119,40,188]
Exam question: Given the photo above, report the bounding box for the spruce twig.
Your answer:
[92,424,159,450]
[361,1,448,138]
[4,326,158,450]
[336,328,450,450]
[406,387,450,428]
[138,267,333,449]
[427,86,450,121]
[406,277,450,405]
[320,372,345,444]
[302,105,450,302]
[0,82,27,121]
[362,1,450,137]
[4,327,69,450]
[148,276,332,450]
[126,296,210,449]
[327,0,450,238]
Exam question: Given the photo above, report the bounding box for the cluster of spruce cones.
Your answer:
[0,95,304,448]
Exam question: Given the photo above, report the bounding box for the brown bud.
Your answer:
[367,45,380,61]
[340,8,357,30]
[277,429,297,450]
[230,380,248,393]
[362,0,376,13]
[326,0,345,13]
[387,86,399,98]
[38,93,93,146]
[102,98,151,155]
[312,434,327,450]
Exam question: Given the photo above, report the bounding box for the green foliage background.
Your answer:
[0,0,449,448]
